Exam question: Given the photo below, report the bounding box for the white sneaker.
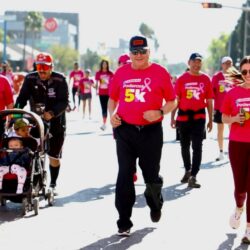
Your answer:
[216,152,224,161]
[242,228,250,244]
[229,207,244,229]
[100,124,106,131]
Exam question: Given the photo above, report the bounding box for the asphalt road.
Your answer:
[0,95,248,250]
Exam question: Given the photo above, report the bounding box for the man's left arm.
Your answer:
[206,98,213,132]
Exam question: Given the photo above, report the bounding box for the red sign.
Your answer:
[44,17,58,32]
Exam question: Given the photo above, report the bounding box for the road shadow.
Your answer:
[201,160,229,170]
[217,233,250,250]
[0,202,24,224]
[55,184,116,207]
[80,227,156,250]
[134,183,191,208]
[66,131,95,136]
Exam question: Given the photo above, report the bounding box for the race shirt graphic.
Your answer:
[185,82,204,100]
[99,75,109,89]
[70,70,84,88]
[218,80,233,93]
[236,97,250,122]
[123,78,152,103]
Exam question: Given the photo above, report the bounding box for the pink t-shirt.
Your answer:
[69,70,84,88]
[0,75,14,110]
[212,71,235,111]
[79,77,94,94]
[221,86,250,142]
[109,63,176,125]
[95,71,114,96]
[175,72,213,121]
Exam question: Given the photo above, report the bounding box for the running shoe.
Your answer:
[117,228,131,237]
[229,207,243,229]
[242,228,250,244]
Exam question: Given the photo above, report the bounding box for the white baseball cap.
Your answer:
[221,56,233,64]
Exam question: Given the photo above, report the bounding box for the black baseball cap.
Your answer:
[189,53,203,61]
[129,36,148,51]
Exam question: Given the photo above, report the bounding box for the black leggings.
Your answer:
[178,119,205,177]
[99,95,109,118]
[72,87,80,107]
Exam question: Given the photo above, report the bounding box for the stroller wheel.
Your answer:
[22,198,28,215]
[33,197,39,215]
[47,188,54,206]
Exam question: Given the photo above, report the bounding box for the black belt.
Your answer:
[121,120,162,131]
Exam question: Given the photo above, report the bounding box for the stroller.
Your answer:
[0,109,54,215]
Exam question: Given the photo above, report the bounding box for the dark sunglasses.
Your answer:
[241,69,250,76]
[36,64,52,71]
[130,49,148,55]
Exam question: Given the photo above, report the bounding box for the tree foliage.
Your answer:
[205,33,229,74]
[80,49,101,72]
[49,44,79,73]
[139,22,160,51]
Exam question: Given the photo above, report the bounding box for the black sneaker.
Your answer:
[117,228,131,237]
[188,176,201,188]
[150,210,162,222]
[180,171,191,183]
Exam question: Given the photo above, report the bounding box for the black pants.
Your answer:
[178,119,205,177]
[99,95,109,118]
[114,121,163,230]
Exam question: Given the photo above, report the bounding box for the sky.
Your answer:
[0,0,247,64]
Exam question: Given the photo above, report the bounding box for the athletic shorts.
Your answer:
[213,110,223,124]
[47,131,65,159]
[80,93,92,100]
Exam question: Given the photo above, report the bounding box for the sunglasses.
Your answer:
[241,69,250,76]
[130,49,148,55]
[36,64,52,71]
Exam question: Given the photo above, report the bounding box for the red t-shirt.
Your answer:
[78,77,94,94]
[69,70,84,88]
[95,71,114,96]
[221,86,250,142]
[109,63,176,125]
[175,72,213,121]
[0,75,14,110]
[212,71,235,111]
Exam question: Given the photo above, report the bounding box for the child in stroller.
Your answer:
[0,137,30,194]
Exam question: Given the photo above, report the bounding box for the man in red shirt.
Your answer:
[69,62,84,110]
[108,35,176,236]
[0,75,14,140]
[171,53,213,188]
[212,56,234,161]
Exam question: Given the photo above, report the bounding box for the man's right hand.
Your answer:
[110,113,122,128]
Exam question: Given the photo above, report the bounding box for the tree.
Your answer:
[204,33,229,74]
[80,49,101,72]
[139,22,160,52]
[49,44,79,73]
[23,11,44,70]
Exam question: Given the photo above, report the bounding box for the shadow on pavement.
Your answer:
[66,131,95,136]
[55,184,116,207]
[201,160,229,170]
[134,183,191,208]
[217,233,250,250]
[0,202,23,225]
[80,227,156,250]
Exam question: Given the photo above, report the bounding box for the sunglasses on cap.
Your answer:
[36,64,52,71]
[130,49,148,56]
[241,69,250,76]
